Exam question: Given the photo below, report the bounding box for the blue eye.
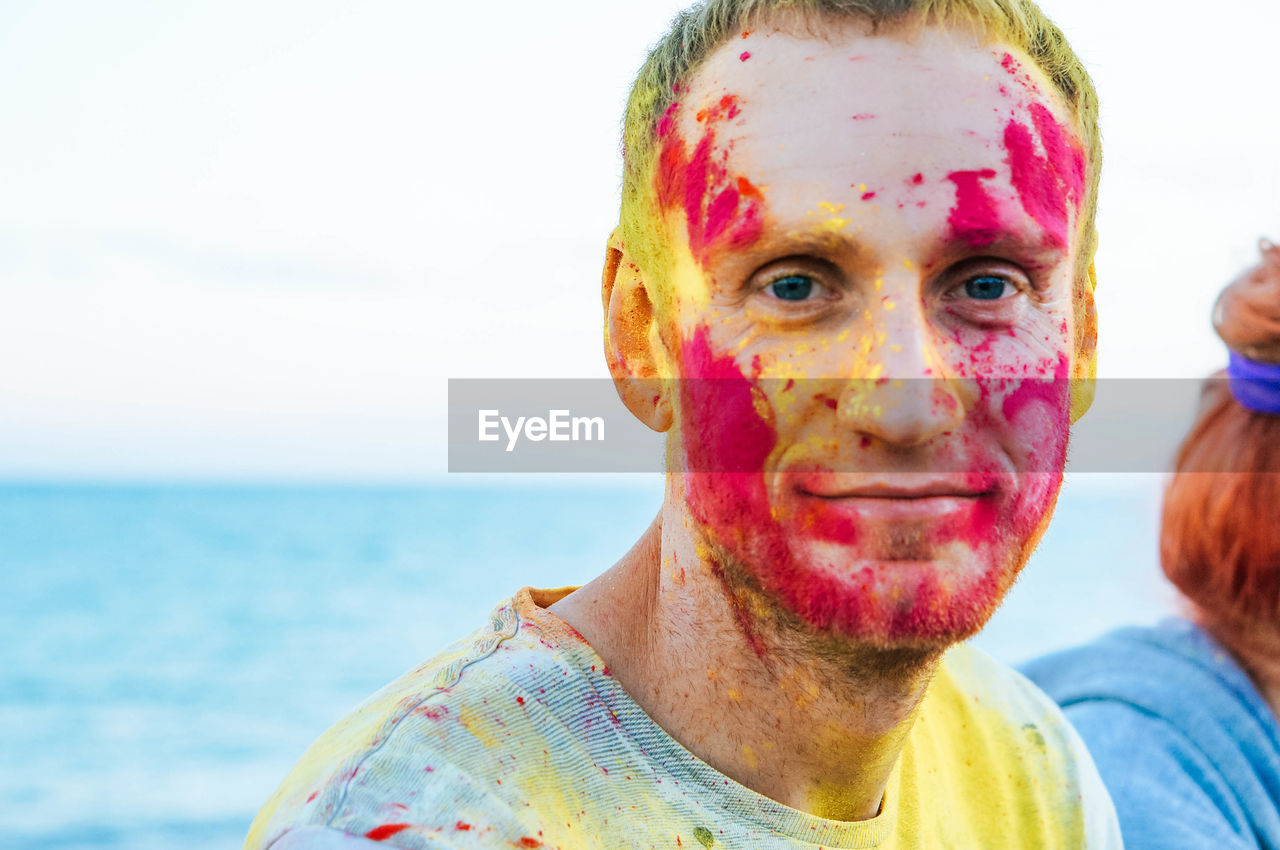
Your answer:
[768,275,815,301]
[964,275,1008,300]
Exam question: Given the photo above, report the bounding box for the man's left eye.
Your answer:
[768,274,821,301]
[963,275,1010,300]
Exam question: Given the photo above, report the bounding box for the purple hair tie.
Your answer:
[1227,351,1280,415]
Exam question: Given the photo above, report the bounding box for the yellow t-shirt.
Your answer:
[245,588,1120,849]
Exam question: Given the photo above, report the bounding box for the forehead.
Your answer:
[666,22,1083,256]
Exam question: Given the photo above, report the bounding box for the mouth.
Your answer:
[792,476,997,522]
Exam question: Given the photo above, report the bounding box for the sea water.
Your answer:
[0,476,1173,848]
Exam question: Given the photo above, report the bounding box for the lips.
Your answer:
[783,472,1001,546]
[789,471,1001,500]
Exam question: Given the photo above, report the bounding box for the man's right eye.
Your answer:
[767,274,818,301]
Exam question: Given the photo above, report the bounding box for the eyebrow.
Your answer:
[718,219,1070,287]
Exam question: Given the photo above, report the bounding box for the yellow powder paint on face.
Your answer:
[794,683,821,710]
[808,202,850,233]
[726,689,742,702]
[875,278,883,291]
[884,299,897,311]
[741,745,758,770]
[902,259,915,271]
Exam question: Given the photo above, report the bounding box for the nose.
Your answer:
[835,295,964,448]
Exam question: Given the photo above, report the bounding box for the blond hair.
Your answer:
[619,0,1101,290]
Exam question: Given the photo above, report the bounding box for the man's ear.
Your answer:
[1069,260,1098,423]
[602,227,673,433]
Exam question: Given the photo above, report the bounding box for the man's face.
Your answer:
[654,22,1088,648]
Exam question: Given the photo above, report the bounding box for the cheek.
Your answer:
[679,324,776,475]
[677,326,795,588]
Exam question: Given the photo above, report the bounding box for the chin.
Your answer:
[746,540,1023,649]
[686,471,1056,650]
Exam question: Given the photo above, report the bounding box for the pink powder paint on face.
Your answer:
[944,168,1000,247]
[696,94,740,123]
[681,325,776,474]
[861,191,877,201]
[654,95,765,265]
[681,134,716,259]
[656,102,680,138]
[1028,102,1086,205]
[739,51,752,61]
[910,173,924,185]
[851,113,875,120]
[704,185,741,247]
[1001,351,1070,423]
[677,326,1042,643]
[1003,104,1086,248]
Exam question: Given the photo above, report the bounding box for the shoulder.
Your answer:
[1021,621,1280,849]
[245,590,588,850]
[1020,619,1233,706]
[920,642,1123,848]
[1020,619,1277,780]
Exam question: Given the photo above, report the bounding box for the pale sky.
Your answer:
[1,0,1276,480]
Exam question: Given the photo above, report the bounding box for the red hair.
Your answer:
[1161,239,1280,645]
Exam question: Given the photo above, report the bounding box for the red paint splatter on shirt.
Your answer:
[365,824,411,841]
[456,822,472,831]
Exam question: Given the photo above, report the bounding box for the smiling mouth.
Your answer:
[796,477,995,501]
[793,478,996,522]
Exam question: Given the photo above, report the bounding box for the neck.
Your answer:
[550,499,942,821]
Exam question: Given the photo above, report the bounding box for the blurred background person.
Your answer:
[1026,238,1280,850]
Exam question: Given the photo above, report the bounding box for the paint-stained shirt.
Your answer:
[244,588,1122,849]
